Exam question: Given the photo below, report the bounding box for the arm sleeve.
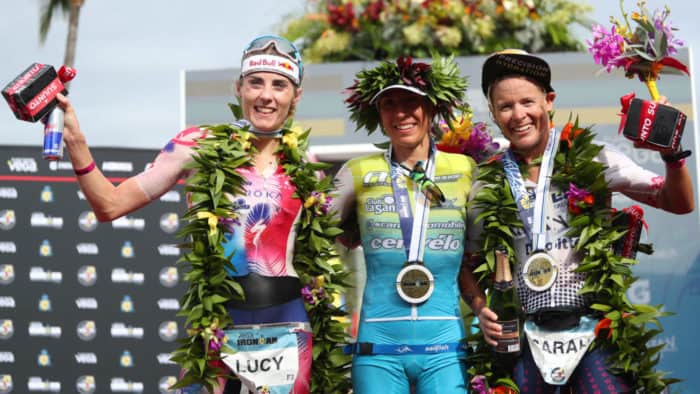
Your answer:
[599,143,664,208]
[134,127,207,201]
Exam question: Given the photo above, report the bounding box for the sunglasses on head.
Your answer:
[243,35,304,83]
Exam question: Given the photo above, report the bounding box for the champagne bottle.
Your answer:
[489,247,521,364]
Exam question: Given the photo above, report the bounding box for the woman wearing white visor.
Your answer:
[57,35,347,394]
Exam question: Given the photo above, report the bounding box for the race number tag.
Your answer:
[524,316,597,385]
[222,323,304,394]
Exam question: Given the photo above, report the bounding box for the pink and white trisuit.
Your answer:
[135,126,311,393]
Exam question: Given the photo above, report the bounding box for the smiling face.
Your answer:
[488,76,556,162]
[377,89,434,156]
[236,72,302,132]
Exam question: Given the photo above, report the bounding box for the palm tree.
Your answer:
[39,0,85,69]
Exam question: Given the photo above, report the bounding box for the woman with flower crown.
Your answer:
[333,55,476,393]
[55,35,349,394]
[458,49,694,392]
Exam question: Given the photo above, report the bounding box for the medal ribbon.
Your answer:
[385,144,437,263]
[501,127,560,251]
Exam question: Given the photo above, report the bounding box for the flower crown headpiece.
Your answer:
[345,53,469,134]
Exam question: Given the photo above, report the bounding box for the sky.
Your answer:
[1,0,698,150]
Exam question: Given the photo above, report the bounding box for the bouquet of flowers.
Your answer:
[281,0,592,62]
[587,0,688,100]
[435,110,499,163]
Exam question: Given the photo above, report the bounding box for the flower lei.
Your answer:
[435,109,500,163]
[467,118,677,392]
[170,103,352,393]
[345,53,469,134]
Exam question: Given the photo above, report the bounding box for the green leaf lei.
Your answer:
[170,104,352,393]
[466,118,679,392]
[345,53,469,135]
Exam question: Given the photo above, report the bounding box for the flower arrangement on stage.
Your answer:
[435,110,499,163]
[587,0,689,100]
[169,104,352,393]
[467,116,678,392]
[281,0,592,62]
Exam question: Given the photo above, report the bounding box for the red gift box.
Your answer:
[2,63,68,122]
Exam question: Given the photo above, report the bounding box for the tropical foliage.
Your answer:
[466,118,678,392]
[281,0,593,62]
[39,0,85,69]
[588,0,688,100]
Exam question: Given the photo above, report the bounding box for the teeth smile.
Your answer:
[514,125,530,132]
[396,124,415,131]
[256,107,274,114]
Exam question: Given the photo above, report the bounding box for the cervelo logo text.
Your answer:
[158,244,180,256]
[29,267,62,283]
[75,298,98,309]
[0,352,14,363]
[76,243,99,255]
[110,323,144,339]
[28,322,61,338]
[370,234,461,251]
[111,268,145,284]
[74,352,97,364]
[6,157,38,173]
[159,191,181,202]
[0,297,15,308]
[157,298,180,310]
[30,212,64,229]
[0,242,16,254]
[0,188,18,199]
[48,161,74,171]
[112,216,145,230]
[110,378,144,392]
[101,161,133,172]
[156,353,176,365]
[27,376,60,392]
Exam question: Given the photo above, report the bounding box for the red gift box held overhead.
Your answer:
[619,92,686,152]
[2,63,76,123]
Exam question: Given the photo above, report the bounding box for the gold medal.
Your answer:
[519,195,532,209]
[522,251,557,291]
[396,263,435,304]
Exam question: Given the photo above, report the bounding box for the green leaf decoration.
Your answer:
[465,117,676,391]
[171,104,352,393]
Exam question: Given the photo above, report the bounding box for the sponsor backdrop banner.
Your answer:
[0,146,185,394]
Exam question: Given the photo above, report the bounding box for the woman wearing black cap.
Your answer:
[459,49,694,392]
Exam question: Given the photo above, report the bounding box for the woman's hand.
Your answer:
[55,93,86,146]
[476,305,501,347]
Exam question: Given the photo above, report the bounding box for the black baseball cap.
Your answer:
[481,49,554,96]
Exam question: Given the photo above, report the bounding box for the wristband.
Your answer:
[665,158,686,170]
[661,147,692,163]
[74,161,96,176]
